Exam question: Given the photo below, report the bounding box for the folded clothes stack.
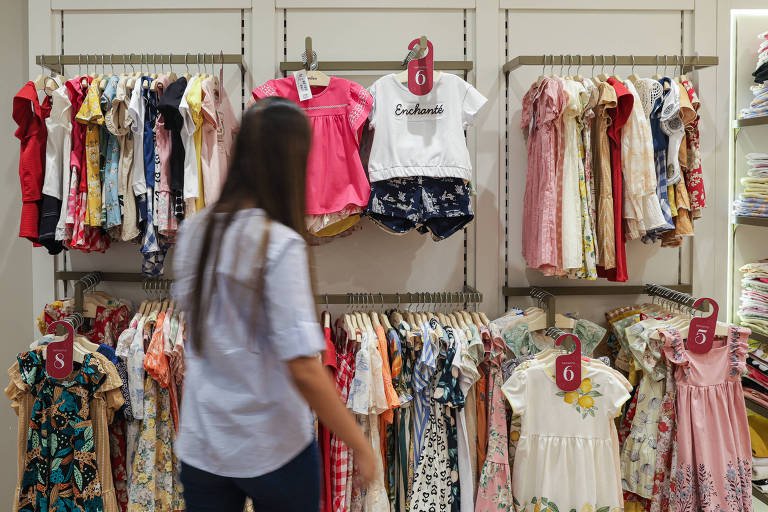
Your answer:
[751,409,768,491]
[739,262,768,337]
[733,154,768,217]
[741,31,768,119]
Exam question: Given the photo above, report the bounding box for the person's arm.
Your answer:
[287,356,376,485]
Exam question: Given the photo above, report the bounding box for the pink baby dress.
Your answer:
[252,76,373,234]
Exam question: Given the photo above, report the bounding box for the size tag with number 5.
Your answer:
[407,38,434,96]
[555,333,582,392]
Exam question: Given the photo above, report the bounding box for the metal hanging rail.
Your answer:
[36,53,245,74]
[503,54,718,74]
[279,60,473,72]
[55,271,483,306]
[503,284,692,297]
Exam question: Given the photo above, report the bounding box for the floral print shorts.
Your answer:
[366,176,474,240]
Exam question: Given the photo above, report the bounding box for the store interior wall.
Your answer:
[4,0,758,503]
[0,0,30,502]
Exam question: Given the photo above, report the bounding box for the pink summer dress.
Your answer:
[661,326,752,512]
[252,76,373,235]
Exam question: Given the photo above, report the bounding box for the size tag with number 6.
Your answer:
[555,333,582,392]
[407,38,434,96]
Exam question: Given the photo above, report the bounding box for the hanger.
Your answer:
[168,54,178,83]
[627,55,640,84]
[652,55,663,80]
[536,55,551,87]
[555,313,575,329]
[597,55,609,82]
[574,55,584,82]
[300,37,331,87]
[80,55,90,89]
[183,54,192,81]
[610,54,621,81]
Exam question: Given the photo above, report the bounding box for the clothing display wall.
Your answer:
[5,1,746,509]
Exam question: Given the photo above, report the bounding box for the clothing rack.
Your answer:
[504,283,699,321]
[503,283,692,297]
[35,53,245,74]
[503,54,719,74]
[279,61,473,72]
[545,326,567,340]
[55,271,483,307]
[643,283,705,312]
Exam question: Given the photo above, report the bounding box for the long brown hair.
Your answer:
[189,97,312,352]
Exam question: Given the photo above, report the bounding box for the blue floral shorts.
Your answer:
[366,176,474,240]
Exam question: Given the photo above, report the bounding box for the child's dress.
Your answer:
[503,359,631,512]
[662,327,753,512]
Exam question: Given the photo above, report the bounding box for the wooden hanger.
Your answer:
[370,311,381,329]
[555,313,576,329]
[479,312,490,326]
[301,37,331,87]
[380,312,392,330]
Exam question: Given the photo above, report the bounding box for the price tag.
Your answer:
[555,333,582,392]
[46,321,75,379]
[407,39,434,96]
[687,297,718,354]
[293,69,313,101]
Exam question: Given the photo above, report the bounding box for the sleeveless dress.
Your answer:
[662,326,753,512]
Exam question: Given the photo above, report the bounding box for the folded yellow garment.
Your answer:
[750,412,768,458]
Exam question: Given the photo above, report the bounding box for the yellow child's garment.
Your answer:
[187,79,205,211]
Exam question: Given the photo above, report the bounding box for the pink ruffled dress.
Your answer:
[252,76,373,234]
[662,326,752,512]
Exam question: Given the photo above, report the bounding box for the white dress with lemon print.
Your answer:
[502,361,631,512]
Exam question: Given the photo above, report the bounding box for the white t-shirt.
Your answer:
[367,73,487,183]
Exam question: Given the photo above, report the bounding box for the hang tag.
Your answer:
[555,333,582,392]
[293,69,313,101]
[687,298,719,354]
[46,321,75,379]
[407,39,434,96]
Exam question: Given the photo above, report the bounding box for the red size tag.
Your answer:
[46,320,75,379]
[687,297,719,354]
[407,39,434,96]
[555,333,582,392]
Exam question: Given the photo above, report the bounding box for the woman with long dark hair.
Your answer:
[172,97,375,511]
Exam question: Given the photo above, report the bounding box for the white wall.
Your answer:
[0,0,30,503]
[24,1,729,326]
[5,0,766,507]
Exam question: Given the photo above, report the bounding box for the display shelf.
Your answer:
[746,395,768,419]
[754,484,768,506]
[750,331,768,345]
[735,116,768,128]
[733,216,768,228]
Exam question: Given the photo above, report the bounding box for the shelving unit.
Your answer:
[754,485,768,507]
[751,331,768,345]
[746,395,768,419]
[734,216,768,228]
[728,15,768,508]
[735,116,768,128]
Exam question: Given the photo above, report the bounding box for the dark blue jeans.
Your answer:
[180,441,320,512]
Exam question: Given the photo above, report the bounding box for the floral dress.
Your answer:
[475,334,513,511]
[621,319,668,499]
[16,350,106,512]
[410,335,464,512]
[503,359,630,512]
[663,327,753,512]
